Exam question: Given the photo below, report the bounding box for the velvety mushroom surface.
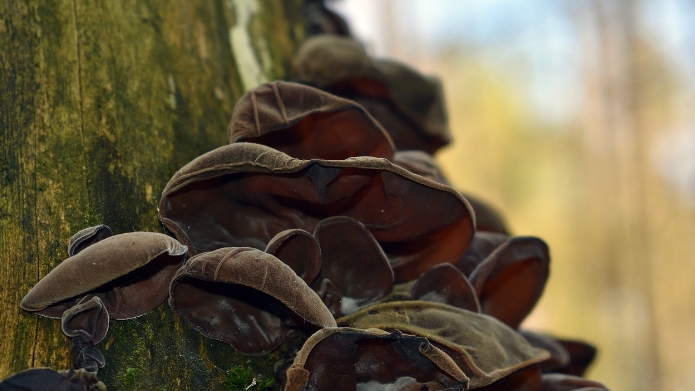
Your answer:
[20,232,188,320]
[67,224,113,256]
[284,327,469,391]
[0,368,86,391]
[228,81,395,161]
[159,142,474,282]
[293,34,451,154]
[169,247,336,355]
[338,301,550,389]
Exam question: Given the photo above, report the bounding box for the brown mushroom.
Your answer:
[265,229,322,285]
[168,247,336,355]
[228,81,395,161]
[293,35,451,154]
[158,142,474,282]
[283,327,469,391]
[411,263,480,312]
[67,224,113,256]
[456,232,510,276]
[338,301,550,389]
[468,236,550,329]
[21,231,188,320]
[312,216,394,317]
[61,296,109,345]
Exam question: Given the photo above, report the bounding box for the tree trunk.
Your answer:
[0,0,306,389]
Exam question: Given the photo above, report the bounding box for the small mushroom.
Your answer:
[519,330,572,373]
[168,247,336,355]
[21,232,188,320]
[312,216,394,316]
[455,232,510,276]
[302,0,351,36]
[293,35,451,154]
[67,225,113,256]
[61,296,109,345]
[159,142,474,282]
[411,263,480,312]
[468,236,550,329]
[265,229,322,285]
[338,301,550,389]
[283,327,469,391]
[228,81,395,161]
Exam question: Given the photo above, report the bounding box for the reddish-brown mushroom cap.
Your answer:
[228,81,395,161]
[158,142,474,282]
[283,327,469,391]
[519,330,572,373]
[456,232,510,276]
[20,232,188,320]
[312,216,394,316]
[169,247,336,355]
[468,236,550,329]
[337,301,550,389]
[67,224,113,256]
[412,263,480,313]
[265,229,322,285]
[293,35,451,154]
[61,296,109,344]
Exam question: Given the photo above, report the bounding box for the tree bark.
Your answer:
[0,0,306,389]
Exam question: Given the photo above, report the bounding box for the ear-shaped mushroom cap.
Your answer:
[540,374,609,391]
[67,224,113,256]
[456,232,510,276]
[411,263,480,312]
[228,81,395,161]
[554,339,597,377]
[20,232,187,320]
[284,327,469,391]
[169,247,336,355]
[265,229,322,285]
[61,296,109,344]
[303,0,351,36]
[468,236,550,329]
[293,35,451,154]
[159,142,474,282]
[0,368,86,391]
[519,330,571,373]
[338,301,550,389]
[313,216,394,316]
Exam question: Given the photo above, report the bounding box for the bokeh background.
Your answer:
[329,1,695,391]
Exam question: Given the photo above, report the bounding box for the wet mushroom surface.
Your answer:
[159,142,474,282]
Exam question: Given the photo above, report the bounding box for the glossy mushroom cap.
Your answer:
[21,232,188,320]
[158,142,474,282]
[293,35,451,154]
[284,327,469,391]
[169,247,336,355]
[338,301,550,389]
[228,81,395,160]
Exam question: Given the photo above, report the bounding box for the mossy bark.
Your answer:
[0,0,306,389]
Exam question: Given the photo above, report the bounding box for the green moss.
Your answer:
[121,367,139,388]
[225,365,275,391]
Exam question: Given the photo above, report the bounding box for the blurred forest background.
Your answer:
[331,1,695,391]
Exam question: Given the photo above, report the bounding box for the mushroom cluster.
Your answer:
[3,5,610,391]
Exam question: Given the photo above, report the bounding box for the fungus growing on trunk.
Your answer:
[21,232,188,320]
[67,224,113,256]
[293,34,451,154]
[158,142,474,282]
[228,81,395,160]
[337,301,550,390]
[283,328,469,391]
[168,247,336,355]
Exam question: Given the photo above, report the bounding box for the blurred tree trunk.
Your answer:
[0,0,306,389]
